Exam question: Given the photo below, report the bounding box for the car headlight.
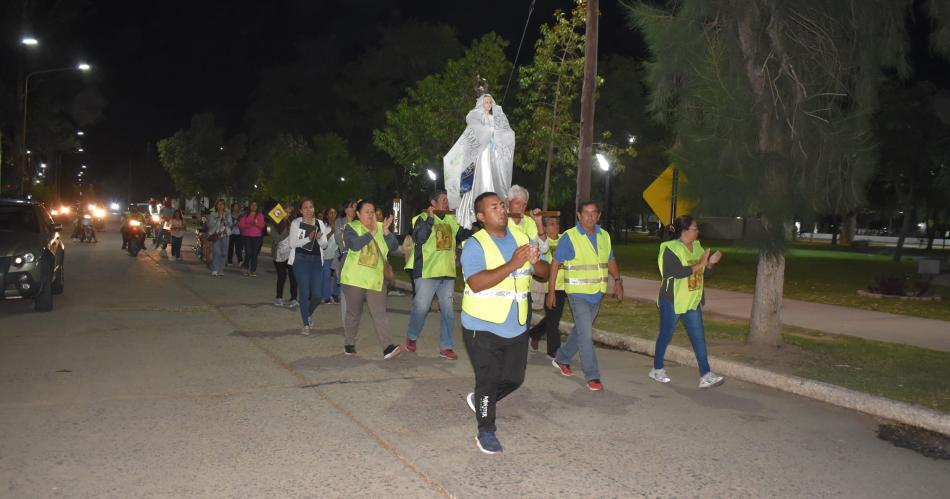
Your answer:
[51,209,59,216]
[94,208,106,218]
[61,206,70,214]
[13,253,36,266]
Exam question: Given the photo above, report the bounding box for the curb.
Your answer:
[393,278,950,437]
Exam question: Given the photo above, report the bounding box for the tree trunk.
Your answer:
[747,251,786,347]
[542,50,568,211]
[894,197,914,262]
[575,0,598,211]
[926,208,937,251]
[840,213,856,246]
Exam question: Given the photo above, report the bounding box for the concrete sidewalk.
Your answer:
[620,276,950,352]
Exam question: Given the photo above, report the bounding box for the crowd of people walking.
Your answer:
[139,186,725,456]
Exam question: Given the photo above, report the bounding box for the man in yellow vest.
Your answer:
[547,201,624,391]
[461,191,549,455]
[404,190,462,359]
[506,185,548,332]
[528,216,565,358]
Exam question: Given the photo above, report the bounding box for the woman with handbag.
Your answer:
[288,199,329,334]
[340,199,401,359]
[206,199,232,277]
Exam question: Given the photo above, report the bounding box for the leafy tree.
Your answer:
[263,133,367,205]
[373,33,511,179]
[630,0,950,346]
[156,113,245,206]
[515,1,586,209]
[875,80,950,258]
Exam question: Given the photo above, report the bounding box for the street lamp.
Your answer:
[426,168,438,191]
[76,130,84,136]
[20,62,92,194]
[21,37,38,46]
[596,153,611,231]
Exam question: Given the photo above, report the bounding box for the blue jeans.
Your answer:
[292,253,323,326]
[212,235,229,272]
[321,258,339,301]
[654,299,711,375]
[406,277,455,349]
[555,295,602,381]
[243,236,263,272]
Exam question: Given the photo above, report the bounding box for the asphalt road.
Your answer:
[1,229,948,498]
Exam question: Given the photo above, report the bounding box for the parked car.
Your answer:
[0,198,65,311]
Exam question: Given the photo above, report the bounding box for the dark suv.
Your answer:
[0,198,65,311]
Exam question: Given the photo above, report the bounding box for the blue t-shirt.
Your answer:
[460,230,530,338]
[554,224,614,303]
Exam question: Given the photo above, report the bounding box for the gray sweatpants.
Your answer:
[341,284,392,349]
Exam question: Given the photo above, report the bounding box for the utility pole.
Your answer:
[575,0,598,211]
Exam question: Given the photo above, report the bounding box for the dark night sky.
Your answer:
[69,0,644,194]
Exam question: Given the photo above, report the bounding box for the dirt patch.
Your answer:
[877,423,950,460]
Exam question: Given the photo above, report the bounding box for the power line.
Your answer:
[501,0,536,107]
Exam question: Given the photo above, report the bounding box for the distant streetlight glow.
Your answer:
[340,177,346,182]
[77,63,91,71]
[426,169,437,181]
[26,150,31,155]
[77,147,84,152]
[81,164,87,169]
[21,37,38,46]
[596,153,610,172]
[77,130,84,136]
[40,162,47,169]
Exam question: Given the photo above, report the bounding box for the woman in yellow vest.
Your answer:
[340,199,402,359]
[650,215,724,388]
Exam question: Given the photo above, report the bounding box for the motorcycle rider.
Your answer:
[80,210,99,243]
[121,205,146,250]
[158,196,176,258]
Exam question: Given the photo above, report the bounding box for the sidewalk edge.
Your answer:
[399,278,950,437]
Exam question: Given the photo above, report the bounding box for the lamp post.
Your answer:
[19,62,91,194]
[596,153,610,232]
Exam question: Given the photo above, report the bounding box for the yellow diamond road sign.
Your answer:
[268,203,287,224]
[642,165,695,224]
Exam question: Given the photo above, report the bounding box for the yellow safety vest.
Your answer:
[462,229,532,325]
[404,213,459,278]
[508,216,539,241]
[562,227,611,294]
[340,220,389,291]
[657,239,705,314]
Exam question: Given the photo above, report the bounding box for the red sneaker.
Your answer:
[439,349,458,360]
[529,338,540,351]
[587,379,604,391]
[405,337,417,352]
[552,359,572,377]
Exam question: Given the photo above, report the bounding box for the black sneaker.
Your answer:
[344,345,357,356]
[331,296,341,304]
[383,344,402,360]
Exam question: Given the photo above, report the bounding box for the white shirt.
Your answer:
[287,217,329,266]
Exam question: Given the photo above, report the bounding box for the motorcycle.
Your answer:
[81,215,97,243]
[127,219,147,256]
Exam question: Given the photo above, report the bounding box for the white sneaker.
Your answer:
[466,392,476,413]
[649,368,671,384]
[286,299,299,309]
[699,372,725,389]
[211,271,219,277]
[274,298,284,307]
[301,325,311,336]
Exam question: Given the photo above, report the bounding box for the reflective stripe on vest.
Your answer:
[461,229,531,325]
[562,227,611,295]
[340,220,389,291]
[657,239,705,314]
